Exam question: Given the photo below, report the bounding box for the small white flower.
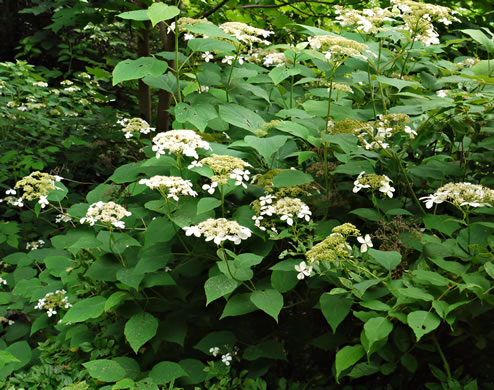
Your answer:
[222,56,234,65]
[184,33,194,41]
[5,189,16,195]
[38,195,49,208]
[47,308,57,317]
[436,90,448,98]
[280,213,294,226]
[183,225,201,237]
[209,347,220,356]
[295,261,313,280]
[12,197,24,207]
[357,234,373,253]
[0,277,7,286]
[202,52,214,62]
[379,181,395,198]
[202,181,218,195]
[221,353,233,366]
[188,160,203,169]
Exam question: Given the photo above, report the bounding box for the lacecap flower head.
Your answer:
[183,218,252,245]
[152,130,211,160]
[80,201,131,229]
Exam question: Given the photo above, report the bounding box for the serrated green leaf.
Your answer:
[368,248,401,271]
[272,170,313,187]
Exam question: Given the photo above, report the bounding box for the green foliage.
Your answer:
[1,1,494,389]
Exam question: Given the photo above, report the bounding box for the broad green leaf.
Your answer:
[335,345,365,381]
[350,208,379,222]
[113,57,168,85]
[274,121,311,139]
[186,23,235,40]
[244,135,289,163]
[147,3,179,27]
[83,359,126,382]
[62,296,106,324]
[44,256,72,277]
[412,270,449,287]
[243,339,287,361]
[407,311,441,341]
[116,268,144,290]
[0,351,20,369]
[322,133,358,154]
[218,260,253,281]
[423,214,461,236]
[179,359,207,386]
[104,291,130,312]
[364,317,393,353]
[194,331,236,355]
[359,300,391,311]
[401,354,418,373]
[348,362,380,378]
[196,197,222,215]
[368,249,401,271]
[150,361,188,384]
[398,287,434,301]
[428,257,466,276]
[462,29,494,53]
[117,10,149,21]
[188,38,235,53]
[250,289,283,322]
[220,293,258,319]
[484,262,494,279]
[219,104,265,132]
[125,312,159,354]
[376,75,421,91]
[205,274,239,305]
[269,66,301,85]
[320,293,353,333]
[272,170,313,187]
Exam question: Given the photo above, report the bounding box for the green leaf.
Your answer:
[62,296,106,324]
[269,66,301,85]
[364,317,393,353]
[250,289,283,322]
[219,104,265,132]
[196,197,222,215]
[188,38,235,53]
[335,345,365,381]
[484,262,494,279]
[125,312,159,354]
[428,257,466,276]
[368,249,401,271]
[462,29,494,53]
[113,57,168,85]
[423,214,461,236]
[407,311,441,341]
[220,293,258,319]
[376,75,421,91]
[401,354,418,373]
[272,170,313,187]
[244,135,289,163]
[274,121,311,140]
[147,3,179,27]
[44,256,72,277]
[104,292,131,312]
[320,293,353,333]
[117,10,149,21]
[398,287,434,301]
[243,339,287,361]
[150,361,188,384]
[350,208,380,222]
[205,274,239,305]
[412,270,449,287]
[194,331,236,355]
[186,23,235,40]
[83,359,126,382]
[0,351,20,369]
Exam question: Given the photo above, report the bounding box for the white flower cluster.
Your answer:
[357,234,373,253]
[152,130,211,160]
[208,346,236,366]
[118,118,156,139]
[353,171,395,198]
[183,218,252,245]
[209,347,220,356]
[80,201,132,229]
[4,171,63,208]
[420,182,494,209]
[139,176,198,201]
[34,290,72,318]
[26,239,45,251]
[253,195,312,231]
[219,22,273,47]
[56,214,72,223]
[335,6,395,34]
[32,81,48,87]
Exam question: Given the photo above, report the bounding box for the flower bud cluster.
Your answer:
[420,182,494,209]
[183,218,252,245]
[80,201,132,229]
[335,6,396,34]
[26,239,45,251]
[34,290,72,318]
[3,171,63,208]
[139,176,198,201]
[152,130,211,160]
[118,118,156,139]
[353,171,396,198]
[308,35,368,64]
[219,22,274,47]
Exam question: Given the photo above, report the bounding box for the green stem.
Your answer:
[225,50,241,103]
[165,198,191,254]
[219,246,255,292]
[432,336,452,381]
[174,17,181,103]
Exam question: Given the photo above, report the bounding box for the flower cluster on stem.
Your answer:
[183,218,252,245]
[80,201,131,229]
